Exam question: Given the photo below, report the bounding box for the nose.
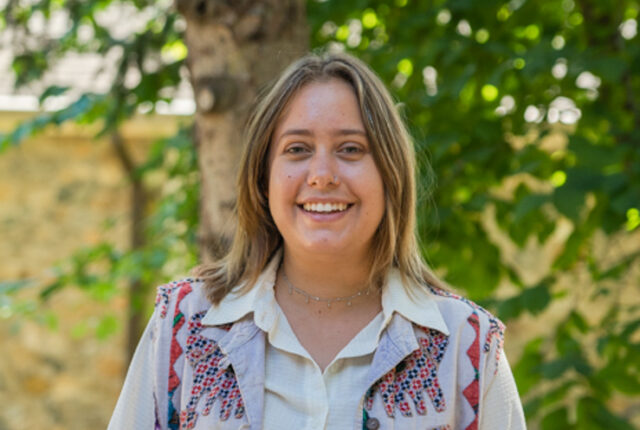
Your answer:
[307,150,340,188]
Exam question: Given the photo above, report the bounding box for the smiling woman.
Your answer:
[108,53,526,430]
[268,79,385,267]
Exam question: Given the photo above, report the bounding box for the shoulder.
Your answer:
[424,285,505,358]
[146,279,230,428]
[150,278,225,365]
[154,278,212,321]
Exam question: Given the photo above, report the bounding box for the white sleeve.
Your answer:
[479,352,527,429]
[107,316,157,430]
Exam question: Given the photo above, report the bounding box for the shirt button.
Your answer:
[365,417,380,429]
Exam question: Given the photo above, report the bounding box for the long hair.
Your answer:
[194,52,445,305]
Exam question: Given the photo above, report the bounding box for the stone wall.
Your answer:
[0,113,180,429]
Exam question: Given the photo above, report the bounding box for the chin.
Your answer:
[298,236,360,256]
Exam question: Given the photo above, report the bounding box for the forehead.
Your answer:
[273,78,365,134]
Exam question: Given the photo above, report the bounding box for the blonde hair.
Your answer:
[195,52,445,305]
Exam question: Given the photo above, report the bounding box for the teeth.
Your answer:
[303,202,348,212]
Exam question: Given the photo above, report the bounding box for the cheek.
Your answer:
[363,164,385,197]
[368,172,386,222]
[267,162,297,207]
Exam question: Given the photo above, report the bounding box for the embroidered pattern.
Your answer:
[485,320,504,370]
[179,311,243,429]
[365,327,449,417]
[463,312,480,430]
[156,279,196,318]
[168,283,192,429]
[157,280,244,429]
[427,285,505,373]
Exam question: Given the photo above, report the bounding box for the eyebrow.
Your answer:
[278,128,367,138]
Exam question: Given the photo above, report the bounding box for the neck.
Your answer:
[279,245,373,300]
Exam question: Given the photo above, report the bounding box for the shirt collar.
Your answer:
[202,250,280,328]
[203,251,450,337]
[381,269,450,336]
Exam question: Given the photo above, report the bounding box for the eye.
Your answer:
[285,143,310,154]
[339,143,366,155]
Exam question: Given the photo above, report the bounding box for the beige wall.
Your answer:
[0,112,182,429]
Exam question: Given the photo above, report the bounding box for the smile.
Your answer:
[301,202,351,213]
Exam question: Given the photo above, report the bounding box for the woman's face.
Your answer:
[267,78,385,259]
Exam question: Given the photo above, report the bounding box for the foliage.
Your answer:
[308,0,640,427]
[0,0,196,338]
[1,0,639,427]
[1,0,186,150]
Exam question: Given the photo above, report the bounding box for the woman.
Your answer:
[109,52,526,429]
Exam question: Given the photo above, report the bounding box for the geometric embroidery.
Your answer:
[364,326,449,417]
[156,279,195,318]
[155,281,194,429]
[427,285,505,373]
[463,312,481,430]
[156,280,244,430]
[179,311,243,429]
[485,319,504,373]
[169,284,192,429]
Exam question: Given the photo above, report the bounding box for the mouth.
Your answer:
[299,202,353,214]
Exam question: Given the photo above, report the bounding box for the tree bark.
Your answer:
[175,0,308,262]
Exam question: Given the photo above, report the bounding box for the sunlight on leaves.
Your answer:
[481,84,499,102]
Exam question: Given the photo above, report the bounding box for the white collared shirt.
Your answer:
[201,256,457,430]
[109,254,526,430]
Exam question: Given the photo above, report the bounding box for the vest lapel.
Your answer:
[364,314,419,391]
[218,317,266,430]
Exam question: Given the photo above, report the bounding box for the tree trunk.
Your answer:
[175,0,308,262]
[110,131,148,363]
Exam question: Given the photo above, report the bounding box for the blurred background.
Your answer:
[0,0,638,429]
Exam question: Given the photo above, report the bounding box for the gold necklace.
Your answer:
[280,268,372,308]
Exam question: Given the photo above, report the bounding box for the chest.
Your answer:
[165,317,484,430]
[276,298,383,372]
[288,313,378,371]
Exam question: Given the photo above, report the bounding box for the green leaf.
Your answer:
[512,337,544,396]
[95,314,119,340]
[539,358,572,378]
[43,311,59,331]
[40,280,66,300]
[71,321,88,339]
[553,228,586,270]
[38,85,70,104]
[552,185,585,221]
[598,365,640,395]
[541,407,572,430]
[620,320,640,339]
[567,310,589,333]
[513,193,550,222]
[88,282,118,302]
[497,281,551,321]
[577,397,634,430]
[521,282,552,314]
